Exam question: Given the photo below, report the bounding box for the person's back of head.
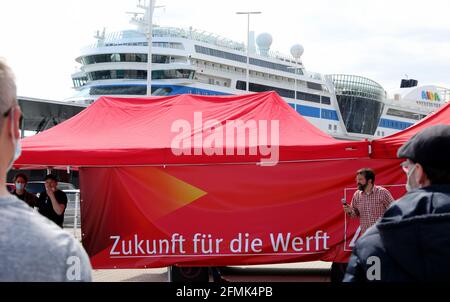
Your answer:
[0,58,16,119]
[0,59,92,281]
[0,58,20,185]
[398,124,450,189]
[377,124,450,281]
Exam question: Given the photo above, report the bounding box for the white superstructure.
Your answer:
[67,1,449,140]
[375,85,450,137]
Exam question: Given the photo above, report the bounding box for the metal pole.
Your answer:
[73,191,79,239]
[294,59,298,100]
[236,12,261,93]
[20,115,25,138]
[146,0,154,96]
[246,14,250,92]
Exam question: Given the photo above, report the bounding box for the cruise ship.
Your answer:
[374,85,450,137]
[67,1,450,140]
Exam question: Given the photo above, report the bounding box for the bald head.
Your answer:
[0,58,17,127]
[0,59,20,192]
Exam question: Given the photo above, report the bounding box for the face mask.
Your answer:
[6,108,21,171]
[405,164,418,192]
[15,182,24,191]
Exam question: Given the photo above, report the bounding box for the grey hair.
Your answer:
[0,58,17,127]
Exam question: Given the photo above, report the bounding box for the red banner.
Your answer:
[80,158,406,269]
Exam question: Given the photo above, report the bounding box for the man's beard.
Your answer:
[358,183,367,191]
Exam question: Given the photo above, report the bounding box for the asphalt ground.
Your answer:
[91,262,331,282]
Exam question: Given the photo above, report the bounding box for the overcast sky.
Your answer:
[1,0,449,100]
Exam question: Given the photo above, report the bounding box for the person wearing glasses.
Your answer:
[344,125,450,282]
[0,58,92,281]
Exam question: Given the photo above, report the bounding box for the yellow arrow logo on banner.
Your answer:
[118,167,207,220]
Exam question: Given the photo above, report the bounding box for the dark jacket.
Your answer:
[344,184,450,282]
[12,190,37,208]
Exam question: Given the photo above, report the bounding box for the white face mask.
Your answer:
[6,107,21,172]
[406,164,418,192]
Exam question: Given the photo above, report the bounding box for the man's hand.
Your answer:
[45,183,55,198]
[343,204,353,215]
[45,183,65,216]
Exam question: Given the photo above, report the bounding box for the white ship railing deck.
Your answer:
[82,26,304,67]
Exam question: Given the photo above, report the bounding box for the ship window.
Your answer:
[103,42,184,49]
[321,96,331,105]
[152,42,184,49]
[110,53,121,62]
[153,55,170,64]
[297,92,321,103]
[380,119,413,130]
[88,85,173,96]
[72,76,88,88]
[81,53,176,65]
[87,69,194,81]
[116,70,124,78]
[136,54,147,62]
[386,108,423,120]
[152,87,173,96]
[194,45,300,74]
[236,81,294,98]
[89,85,147,95]
[236,80,324,103]
[152,69,195,80]
[307,82,323,91]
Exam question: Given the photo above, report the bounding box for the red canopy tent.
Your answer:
[16,91,368,167]
[371,101,450,159]
[16,92,406,269]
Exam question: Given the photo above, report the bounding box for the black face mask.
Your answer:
[358,183,367,191]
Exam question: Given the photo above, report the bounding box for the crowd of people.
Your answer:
[1,57,450,282]
[9,173,69,228]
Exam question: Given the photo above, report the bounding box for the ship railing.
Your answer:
[62,189,81,240]
[435,86,450,102]
[197,63,298,85]
[86,26,301,66]
[194,62,243,74]
[306,72,324,81]
[324,75,337,94]
[153,27,246,52]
